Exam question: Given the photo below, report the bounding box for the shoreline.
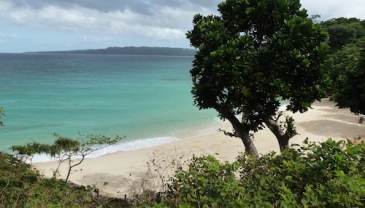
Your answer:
[33,99,365,196]
[29,118,225,163]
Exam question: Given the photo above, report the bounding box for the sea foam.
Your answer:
[31,136,179,163]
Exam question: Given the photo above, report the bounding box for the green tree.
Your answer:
[325,41,362,94]
[186,0,328,156]
[332,48,365,122]
[321,17,365,52]
[320,17,365,96]
[326,24,358,51]
[11,133,124,182]
[321,17,362,28]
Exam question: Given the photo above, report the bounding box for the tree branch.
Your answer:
[219,128,240,138]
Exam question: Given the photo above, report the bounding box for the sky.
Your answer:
[1,0,365,53]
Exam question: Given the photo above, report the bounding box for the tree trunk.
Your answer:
[359,116,364,124]
[65,155,85,183]
[238,129,259,157]
[265,118,290,152]
[225,113,259,157]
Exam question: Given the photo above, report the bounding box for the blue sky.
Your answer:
[1,0,365,53]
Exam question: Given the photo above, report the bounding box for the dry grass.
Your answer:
[121,148,187,204]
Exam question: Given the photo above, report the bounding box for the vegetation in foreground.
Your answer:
[1,139,365,207]
[0,151,128,207]
[161,139,365,207]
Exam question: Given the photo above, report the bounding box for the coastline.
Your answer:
[29,117,225,163]
[34,98,365,196]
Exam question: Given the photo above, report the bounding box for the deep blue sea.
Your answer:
[0,53,221,161]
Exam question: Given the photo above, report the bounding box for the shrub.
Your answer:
[156,139,365,207]
[165,155,243,207]
[0,152,126,207]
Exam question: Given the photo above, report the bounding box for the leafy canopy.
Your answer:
[320,17,365,97]
[332,48,365,115]
[321,17,365,52]
[187,0,328,131]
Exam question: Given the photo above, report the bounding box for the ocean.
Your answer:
[0,53,222,161]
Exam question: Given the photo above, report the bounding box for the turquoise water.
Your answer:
[0,53,221,161]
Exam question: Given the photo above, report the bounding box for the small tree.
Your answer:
[187,0,328,156]
[332,48,365,123]
[11,133,124,182]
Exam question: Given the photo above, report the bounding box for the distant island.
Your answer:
[31,46,197,56]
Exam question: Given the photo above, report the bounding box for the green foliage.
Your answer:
[332,48,365,115]
[156,139,365,207]
[9,138,365,207]
[326,40,363,87]
[237,139,365,207]
[188,0,327,127]
[326,24,359,51]
[186,0,328,155]
[320,17,365,99]
[321,17,365,52]
[11,133,124,182]
[0,152,116,207]
[166,155,243,207]
[283,115,297,138]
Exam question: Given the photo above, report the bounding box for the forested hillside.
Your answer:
[321,17,365,117]
[321,17,365,91]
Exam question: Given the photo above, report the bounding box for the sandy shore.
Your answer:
[34,98,365,196]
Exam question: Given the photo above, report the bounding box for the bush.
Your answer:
[0,152,126,207]
[4,138,365,207]
[166,155,243,207]
[156,139,365,207]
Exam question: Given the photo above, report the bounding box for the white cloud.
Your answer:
[0,1,198,42]
[301,0,365,20]
[1,0,365,53]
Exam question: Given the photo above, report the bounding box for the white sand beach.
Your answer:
[34,98,365,197]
